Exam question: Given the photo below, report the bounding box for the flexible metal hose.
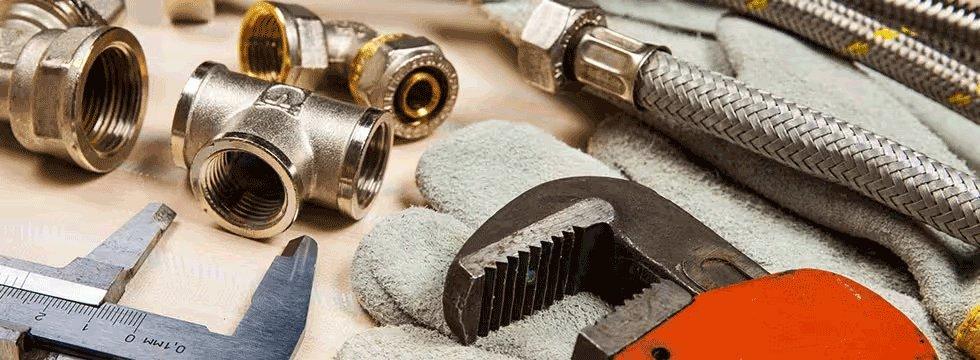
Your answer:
[636,51,980,246]
[712,0,980,124]
[835,0,979,69]
[835,0,978,46]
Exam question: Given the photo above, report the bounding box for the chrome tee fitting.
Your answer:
[238,1,458,140]
[172,62,393,239]
[0,0,147,172]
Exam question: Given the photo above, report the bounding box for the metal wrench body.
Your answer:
[444,177,936,358]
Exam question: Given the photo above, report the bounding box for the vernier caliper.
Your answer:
[0,204,318,359]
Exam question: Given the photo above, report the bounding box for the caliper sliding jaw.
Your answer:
[0,204,318,360]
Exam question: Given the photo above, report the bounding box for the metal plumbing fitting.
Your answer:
[0,0,147,172]
[172,62,393,239]
[237,1,458,140]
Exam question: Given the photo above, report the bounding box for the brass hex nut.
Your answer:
[239,1,329,90]
[518,0,606,93]
[349,34,459,140]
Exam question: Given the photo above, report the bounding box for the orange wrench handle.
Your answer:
[615,269,936,360]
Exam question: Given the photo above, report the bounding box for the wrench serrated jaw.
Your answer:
[444,195,615,344]
[444,176,768,346]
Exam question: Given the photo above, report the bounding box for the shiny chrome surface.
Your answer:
[173,62,393,238]
[238,1,458,140]
[0,0,146,173]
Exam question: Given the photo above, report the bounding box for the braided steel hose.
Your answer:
[712,0,980,124]
[487,0,980,246]
[834,0,978,48]
[835,0,979,68]
[636,51,980,246]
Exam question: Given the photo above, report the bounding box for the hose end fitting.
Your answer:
[7,26,147,173]
[173,62,393,238]
[518,0,606,94]
[349,33,459,140]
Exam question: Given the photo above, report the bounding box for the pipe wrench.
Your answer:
[0,204,317,359]
[444,177,937,359]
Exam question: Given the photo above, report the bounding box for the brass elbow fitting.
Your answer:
[172,62,394,239]
[238,1,458,140]
[0,0,147,172]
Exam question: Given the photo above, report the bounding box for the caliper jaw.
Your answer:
[233,236,318,359]
[0,204,175,306]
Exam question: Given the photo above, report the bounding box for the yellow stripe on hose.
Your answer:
[955,304,980,357]
[745,0,768,11]
[873,27,899,41]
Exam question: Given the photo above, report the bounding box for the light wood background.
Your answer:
[0,0,609,357]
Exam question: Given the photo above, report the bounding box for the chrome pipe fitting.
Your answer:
[238,1,458,140]
[172,62,394,239]
[0,0,147,172]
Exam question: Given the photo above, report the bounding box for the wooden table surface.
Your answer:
[0,0,609,357]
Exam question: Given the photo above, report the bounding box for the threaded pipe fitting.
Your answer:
[238,1,458,140]
[0,0,146,173]
[172,62,394,238]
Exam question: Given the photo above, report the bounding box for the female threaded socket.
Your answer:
[172,62,393,239]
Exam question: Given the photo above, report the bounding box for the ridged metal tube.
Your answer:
[0,0,147,173]
[712,0,980,124]
[634,50,980,246]
[172,62,393,238]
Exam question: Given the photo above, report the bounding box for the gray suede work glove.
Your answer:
[340,121,624,359]
[593,2,979,356]
[339,1,979,358]
[340,121,964,359]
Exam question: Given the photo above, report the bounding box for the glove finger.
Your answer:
[475,293,611,359]
[351,212,420,326]
[416,120,623,229]
[600,0,726,35]
[337,325,515,360]
[356,207,473,334]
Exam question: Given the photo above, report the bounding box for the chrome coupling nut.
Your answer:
[0,0,147,172]
[238,1,458,140]
[172,62,394,239]
[519,0,667,105]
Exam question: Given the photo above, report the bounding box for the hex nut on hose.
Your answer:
[518,0,606,94]
[239,1,459,140]
[0,0,147,173]
[172,62,394,239]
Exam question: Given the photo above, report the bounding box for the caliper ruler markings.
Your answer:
[0,265,107,307]
[0,204,318,360]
